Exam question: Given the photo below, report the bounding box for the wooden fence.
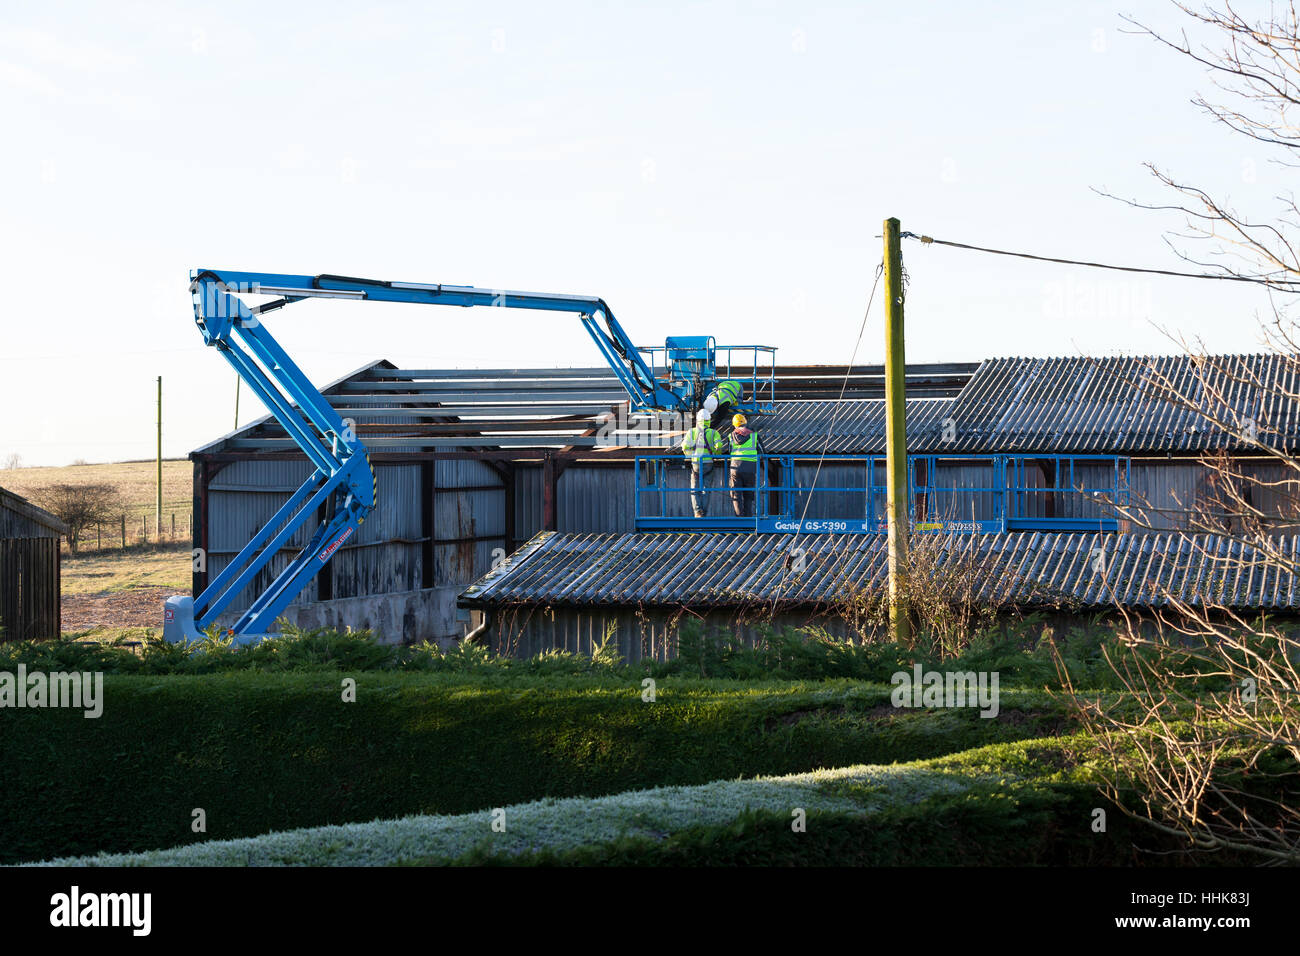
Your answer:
[0,537,60,642]
[85,512,192,551]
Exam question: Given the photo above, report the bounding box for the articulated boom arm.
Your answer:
[164,269,684,644]
[206,270,678,409]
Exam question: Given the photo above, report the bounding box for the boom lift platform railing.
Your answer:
[634,453,1130,533]
[638,339,777,413]
[165,269,777,644]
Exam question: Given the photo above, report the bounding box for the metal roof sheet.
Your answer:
[754,398,952,453]
[192,352,1300,457]
[940,353,1300,453]
[459,530,1300,610]
[192,363,975,457]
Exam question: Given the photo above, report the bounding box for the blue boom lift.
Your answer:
[164,269,776,644]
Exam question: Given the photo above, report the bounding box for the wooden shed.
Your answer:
[0,486,66,641]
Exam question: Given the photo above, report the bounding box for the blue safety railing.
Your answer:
[638,341,777,413]
[634,453,1130,533]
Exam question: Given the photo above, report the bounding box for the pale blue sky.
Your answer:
[0,1,1287,465]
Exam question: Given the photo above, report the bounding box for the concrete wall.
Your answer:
[214,585,467,647]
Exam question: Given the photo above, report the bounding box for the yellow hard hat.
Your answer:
[732,413,748,428]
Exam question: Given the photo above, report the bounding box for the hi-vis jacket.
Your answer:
[682,426,726,464]
[729,428,760,464]
[710,380,743,407]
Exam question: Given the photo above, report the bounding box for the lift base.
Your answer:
[163,595,274,647]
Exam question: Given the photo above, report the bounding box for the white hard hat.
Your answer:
[696,408,709,424]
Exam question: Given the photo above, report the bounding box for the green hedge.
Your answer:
[1,672,1074,864]
[6,621,1158,690]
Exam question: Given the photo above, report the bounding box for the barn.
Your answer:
[0,486,67,642]
[188,351,1300,649]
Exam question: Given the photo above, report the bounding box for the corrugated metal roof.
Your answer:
[193,362,976,456]
[193,352,1300,458]
[755,398,951,453]
[459,530,1299,610]
[940,353,1300,453]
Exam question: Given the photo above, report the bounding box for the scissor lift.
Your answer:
[634,453,1130,533]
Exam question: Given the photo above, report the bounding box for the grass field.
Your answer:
[62,542,192,597]
[0,460,195,635]
[0,458,192,526]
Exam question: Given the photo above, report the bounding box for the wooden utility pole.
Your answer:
[883,218,911,645]
[156,376,163,534]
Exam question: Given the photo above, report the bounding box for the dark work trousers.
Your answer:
[690,459,716,517]
[710,402,734,431]
[729,460,756,517]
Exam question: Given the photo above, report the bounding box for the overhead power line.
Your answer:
[899,231,1300,289]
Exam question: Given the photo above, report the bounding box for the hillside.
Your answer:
[0,459,192,524]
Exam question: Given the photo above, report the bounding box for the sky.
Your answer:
[0,0,1292,465]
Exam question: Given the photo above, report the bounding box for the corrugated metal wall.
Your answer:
[206,459,323,615]
[204,455,633,631]
[512,464,636,532]
[1129,460,1213,530]
[432,459,504,588]
[332,463,423,599]
[558,466,634,532]
[207,459,432,619]
[1251,460,1300,533]
[514,465,544,540]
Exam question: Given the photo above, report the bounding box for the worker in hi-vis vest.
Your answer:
[681,408,727,518]
[728,413,761,517]
[701,379,743,430]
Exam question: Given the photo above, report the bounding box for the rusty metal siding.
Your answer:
[205,459,427,614]
[435,489,505,538]
[434,540,505,589]
[355,465,423,544]
[434,459,501,488]
[1248,460,1300,533]
[557,466,633,533]
[514,466,544,540]
[431,460,505,588]
[1127,460,1205,530]
[330,542,423,599]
